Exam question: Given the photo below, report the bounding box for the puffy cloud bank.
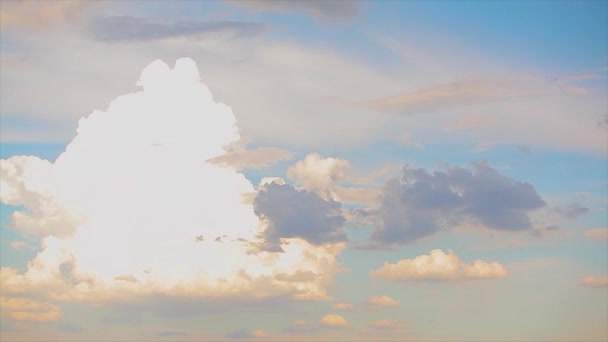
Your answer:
[0,58,345,304]
[370,249,507,281]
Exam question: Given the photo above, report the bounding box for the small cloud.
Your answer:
[156,330,188,337]
[113,274,139,283]
[207,146,293,170]
[370,249,507,282]
[366,295,399,307]
[581,276,608,287]
[554,202,589,218]
[225,327,268,339]
[320,314,349,328]
[585,228,608,240]
[274,270,319,282]
[9,241,35,251]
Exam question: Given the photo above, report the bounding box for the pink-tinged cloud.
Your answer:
[370,249,507,281]
[581,276,608,287]
[585,228,608,241]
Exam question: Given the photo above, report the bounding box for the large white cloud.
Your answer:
[369,249,507,281]
[0,58,345,304]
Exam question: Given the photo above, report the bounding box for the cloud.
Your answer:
[359,76,555,114]
[370,162,546,247]
[254,182,347,250]
[9,241,36,251]
[581,276,608,287]
[284,314,349,334]
[553,202,590,218]
[225,0,361,21]
[225,328,268,339]
[585,228,608,240]
[359,320,407,335]
[0,58,345,306]
[0,296,63,322]
[207,146,293,170]
[366,295,399,307]
[320,314,349,328]
[286,153,350,200]
[156,330,188,337]
[369,249,507,282]
[0,0,98,30]
[90,16,265,42]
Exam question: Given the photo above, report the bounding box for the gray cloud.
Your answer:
[90,16,265,42]
[254,183,346,251]
[225,0,361,21]
[554,202,590,218]
[370,162,545,247]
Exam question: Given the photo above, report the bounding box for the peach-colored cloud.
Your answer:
[581,276,608,287]
[366,295,399,307]
[320,314,349,328]
[370,249,507,281]
[585,228,608,240]
[0,296,63,322]
[0,0,99,30]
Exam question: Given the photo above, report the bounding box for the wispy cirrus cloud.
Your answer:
[225,0,361,21]
[89,16,265,42]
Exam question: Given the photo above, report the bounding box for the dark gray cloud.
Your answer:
[370,162,545,247]
[90,16,265,42]
[253,183,346,251]
[225,0,361,21]
[554,202,590,218]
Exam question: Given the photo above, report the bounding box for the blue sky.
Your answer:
[0,1,607,341]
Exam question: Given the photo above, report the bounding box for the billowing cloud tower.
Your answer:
[0,58,345,303]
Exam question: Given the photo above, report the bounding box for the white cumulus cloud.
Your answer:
[369,249,507,281]
[0,58,345,305]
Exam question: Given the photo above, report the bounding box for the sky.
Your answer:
[0,0,607,341]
